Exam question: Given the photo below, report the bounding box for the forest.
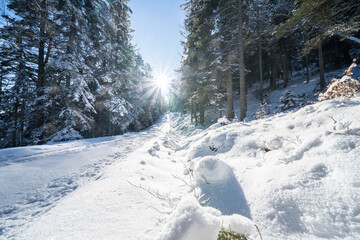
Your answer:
[0,0,163,148]
[174,0,360,125]
[1,0,360,148]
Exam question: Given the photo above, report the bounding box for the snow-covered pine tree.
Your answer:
[279,90,298,111]
[0,1,42,147]
[180,0,220,125]
[35,0,98,142]
[0,0,162,148]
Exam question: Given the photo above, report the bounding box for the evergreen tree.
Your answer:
[0,0,162,148]
[279,0,360,89]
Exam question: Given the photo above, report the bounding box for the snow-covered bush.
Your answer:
[258,135,302,153]
[254,102,269,119]
[155,196,256,240]
[218,228,248,240]
[218,117,231,126]
[318,61,360,101]
[279,90,299,111]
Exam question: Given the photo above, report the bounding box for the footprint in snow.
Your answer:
[148,148,159,157]
[309,163,329,180]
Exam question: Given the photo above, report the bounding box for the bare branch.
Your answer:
[127,180,171,201]
[172,174,191,186]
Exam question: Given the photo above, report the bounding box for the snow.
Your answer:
[182,97,360,239]
[1,71,360,239]
[348,36,360,45]
[155,196,256,240]
[155,196,221,240]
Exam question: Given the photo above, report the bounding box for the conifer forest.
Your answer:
[1,0,360,148]
[175,0,360,124]
[0,0,162,148]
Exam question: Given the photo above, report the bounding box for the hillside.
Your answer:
[1,77,360,239]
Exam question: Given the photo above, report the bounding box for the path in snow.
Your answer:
[0,116,187,239]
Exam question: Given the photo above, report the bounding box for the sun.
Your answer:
[153,71,170,95]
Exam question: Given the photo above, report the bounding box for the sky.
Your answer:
[128,0,185,79]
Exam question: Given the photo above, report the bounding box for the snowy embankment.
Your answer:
[1,96,360,239]
[179,96,360,239]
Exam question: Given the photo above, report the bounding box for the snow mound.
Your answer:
[193,157,251,217]
[186,131,237,161]
[221,214,257,237]
[155,196,221,240]
[193,156,233,184]
[217,117,231,126]
[156,196,256,240]
[49,126,83,142]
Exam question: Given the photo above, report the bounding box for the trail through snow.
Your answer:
[0,116,189,239]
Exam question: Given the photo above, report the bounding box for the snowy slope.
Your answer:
[182,96,360,239]
[1,89,360,239]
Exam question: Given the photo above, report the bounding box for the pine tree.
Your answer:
[180,0,219,125]
[0,0,162,148]
[0,2,39,147]
[279,0,360,90]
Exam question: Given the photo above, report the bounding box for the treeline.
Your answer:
[174,0,360,125]
[0,0,162,148]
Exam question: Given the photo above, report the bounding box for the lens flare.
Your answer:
[153,71,171,96]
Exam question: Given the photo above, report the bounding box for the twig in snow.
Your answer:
[329,115,338,130]
[329,115,337,124]
[329,115,352,133]
[254,224,263,240]
[172,174,191,186]
[180,159,193,182]
[127,180,171,201]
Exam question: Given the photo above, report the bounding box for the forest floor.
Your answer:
[1,68,360,240]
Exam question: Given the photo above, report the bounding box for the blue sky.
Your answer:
[128,0,185,78]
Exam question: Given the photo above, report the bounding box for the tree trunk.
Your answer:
[219,99,223,118]
[12,97,19,147]
[20,99,25,146]
[238,0,246,121]
[199,95,205,125]
[66,13,76,88]
[259,42,263,103]
[0,64,2,103]
[13,71,20,147]
[257,5,263,103]
[34,0,48,130]
[216,70,223,118]
[37,0,47,91]
[13,36,24,147]
[226,70,234,120]
[318,43,325,89]
[270,49,278,90]
[280,38,288,88]
[305,54,310,83]
[193,101,198,126]
[282,54,288,88]
[190,100,194,123]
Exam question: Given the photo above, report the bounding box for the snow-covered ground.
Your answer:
[1,69,360,240]
[0,117,189,239]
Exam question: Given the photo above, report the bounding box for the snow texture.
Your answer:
[156,196,255,240]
